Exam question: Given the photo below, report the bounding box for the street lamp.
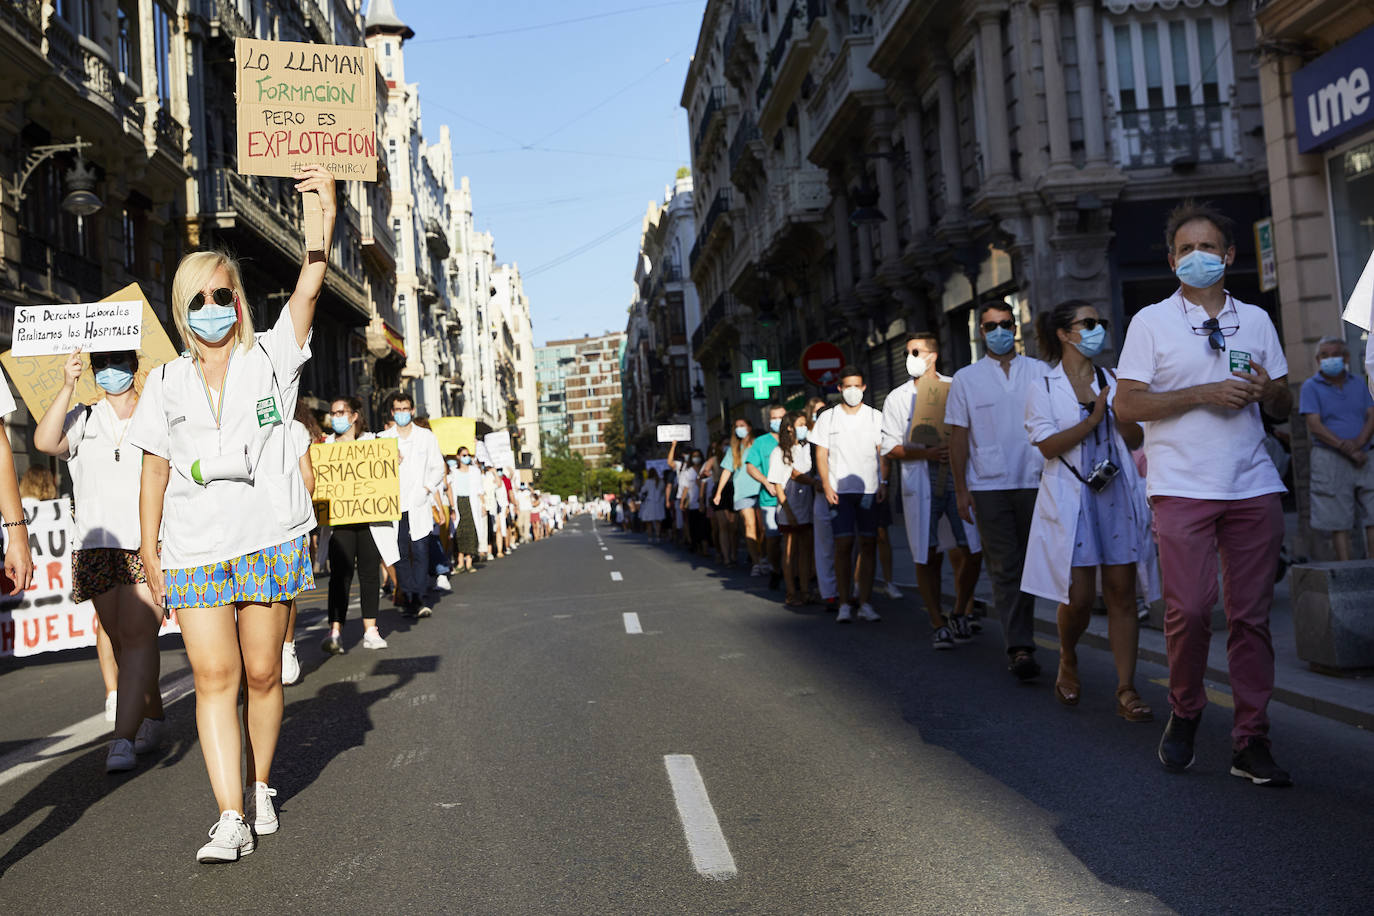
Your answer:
[848,181,885,227]
[13,135,104,216]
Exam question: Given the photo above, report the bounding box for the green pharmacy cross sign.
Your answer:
[740,359,782,400]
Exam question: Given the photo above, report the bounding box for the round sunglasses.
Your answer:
[188,287,236,311]
[1069,317,1110,332]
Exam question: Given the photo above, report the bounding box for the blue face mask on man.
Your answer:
[1174,250,1226,289]
[95,365,134,394]
[393,410,412,427]
[769,418,782,433]
[330,415,352,435]
[985,327,1016,356]
[1320,356,1346,378]
[1073,325,1107,358]
[187,304,238,344]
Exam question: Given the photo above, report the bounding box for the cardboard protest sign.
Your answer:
[1342,248,1374,331]
[10,297,142,357]
[906,373,951,447]
[0,498,181,657]
[236,37,377,182]
[484,431,515,469]
[430,416,477,456]
[0,283,178,421]
[656,424,691,442]
[310,438,401,525]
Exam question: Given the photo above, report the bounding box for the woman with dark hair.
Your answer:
[766,411,816,606]
[1022,299,1153,722]
[446,446,481,573]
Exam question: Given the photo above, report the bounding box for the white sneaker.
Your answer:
[436,574,452,591]
[416,605,433,619]
[836,604,854,624]
[246,782,279,836]
[750,564,762,576]
[884,582,904,599]
[362,627,388,650]
[133,717,165,754]
[104,691,117,723]
[857,603,882,622]
[106,738,136,773]
[281,643,301,686]
[197,811,255,863]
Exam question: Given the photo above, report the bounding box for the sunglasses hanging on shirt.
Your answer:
[1186,295,1240,353]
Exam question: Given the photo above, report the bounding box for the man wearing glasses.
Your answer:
[947,303,1048,680]
[1114,201,1293,787]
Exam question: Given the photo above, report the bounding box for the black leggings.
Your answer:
[328,524,382,626]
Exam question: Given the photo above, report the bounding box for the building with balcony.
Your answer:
[547,332,626,465]
[682,0,1274,435]
[536,341,577,447]
[491,262,538,468]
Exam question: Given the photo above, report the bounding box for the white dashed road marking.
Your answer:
[664,754,737,880]
[610,571,623,582]
[623,612,643,634]
[604,554,613,560]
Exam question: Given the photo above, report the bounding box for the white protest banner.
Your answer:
[475,441,492,466]
[10,297,143,357]
[484,431,515,469]
[1342,248,1374,332]
[0,498,181,658]
[656,424,691,442]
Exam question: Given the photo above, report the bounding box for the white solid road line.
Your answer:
[604,554,613,560]
[623,612,643,634]
[0,671,197,791]
[610,571,624,582]
[663,754,738,880]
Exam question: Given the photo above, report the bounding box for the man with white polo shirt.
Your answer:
[1115,200,1292,787]
[947,303,1048,680]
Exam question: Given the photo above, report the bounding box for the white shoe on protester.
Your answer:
[106,738,136,773]
[837,604,854,624]
[245,782,279,836]
[133,717,165,754]
[104,691,117,723]
[884,582,903,599]
[857,603,881,622]
[436,574,452,591]
[281,642,301,686]
[362,627,388,649]
[197,811,255,863]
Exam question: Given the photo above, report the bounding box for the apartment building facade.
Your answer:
[549,332,626,465]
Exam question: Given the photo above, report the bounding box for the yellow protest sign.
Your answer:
[236,37,378,182]
[310,438,401,525]
[0,283,178,420]
[430,416,477,456]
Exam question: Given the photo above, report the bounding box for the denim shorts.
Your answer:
[760,505,781,538]
[733,494,759,512]
[928,487,968,548]
[829,491,878,538]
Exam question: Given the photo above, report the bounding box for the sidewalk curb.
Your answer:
[1030,616,1374,732]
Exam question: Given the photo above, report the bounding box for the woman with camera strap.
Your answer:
[1021,299,1154,723]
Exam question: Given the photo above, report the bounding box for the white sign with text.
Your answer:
[656,424,692,442]
[10,299,143,357]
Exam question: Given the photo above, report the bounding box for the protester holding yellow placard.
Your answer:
[127,164,334,864]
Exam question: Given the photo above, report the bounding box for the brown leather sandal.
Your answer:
[1115,686,1154,722]
[1055,657,1080,706]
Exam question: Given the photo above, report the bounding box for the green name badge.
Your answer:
[256,396,283,427]
[1229,349,1252,374]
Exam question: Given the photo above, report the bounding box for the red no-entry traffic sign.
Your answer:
[800,341,845,386]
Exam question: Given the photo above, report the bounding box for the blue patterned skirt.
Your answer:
[164,535,315,609]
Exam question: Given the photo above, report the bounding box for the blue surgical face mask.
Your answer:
[1175,250,1226,289]
[985,327,1016,355]
[1320,356,1346,378]
[769,418,782,433]
[461,455,472,465]
[796,426,809,442]
[1072,325,1107,358]
[447,458,459,469]
[95,365,134,394]
[187,304,238,344]
[393,410,412,427]
[330,415,352,435]
[734,426,748,439]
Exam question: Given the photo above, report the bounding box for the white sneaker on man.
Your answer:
[281,643,301,686]
[883,581,904,600]
[106,738,136,773]
[197,811,255,863]
[435,574,452,591]
[133,717,165,754]
[857,603,882,622]
[104,691,117,723]
[245,782,278,836]
[362,627,388,650]
[836,604,854,624]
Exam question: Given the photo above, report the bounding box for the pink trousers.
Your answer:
[1152,494,1283,747]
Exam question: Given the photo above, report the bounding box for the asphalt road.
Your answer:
[2,515,1372,915]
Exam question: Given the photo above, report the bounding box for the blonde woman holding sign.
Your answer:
[34,348,166,772]
[128,165,333,863]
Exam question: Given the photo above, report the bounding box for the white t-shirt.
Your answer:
[677,466,700,509]
[290,420,312,459]
[1115,290,1287,500]
[61,399,143,550]
[945,355,1047,490]
[0,369,16,419]
[127,306,314,569]
[811,404,884,494]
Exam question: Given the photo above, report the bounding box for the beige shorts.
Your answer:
[1309,445,1374,531]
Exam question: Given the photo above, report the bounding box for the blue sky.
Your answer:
[396,0,703,345]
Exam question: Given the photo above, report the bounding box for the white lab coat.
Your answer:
[1020,363,1156,604]
[879,376,982,563]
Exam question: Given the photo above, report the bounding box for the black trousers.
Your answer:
[328,524,382,626]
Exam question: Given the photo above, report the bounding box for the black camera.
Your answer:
[1085,458,1120,493]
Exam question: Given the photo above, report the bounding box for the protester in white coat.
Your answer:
[1021,300,1153,723]
[880,333,983,650]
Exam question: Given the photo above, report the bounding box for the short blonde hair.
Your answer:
[169,250,257,360]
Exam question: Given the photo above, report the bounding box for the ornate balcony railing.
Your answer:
[1,0,42,46]
[212,0,251,39]
[301,0,330,42]
[728,114,761,175]
[693,86,727,158]
[154,107,185,154]
[1115,103,1230,169]
[199,166,303,262]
